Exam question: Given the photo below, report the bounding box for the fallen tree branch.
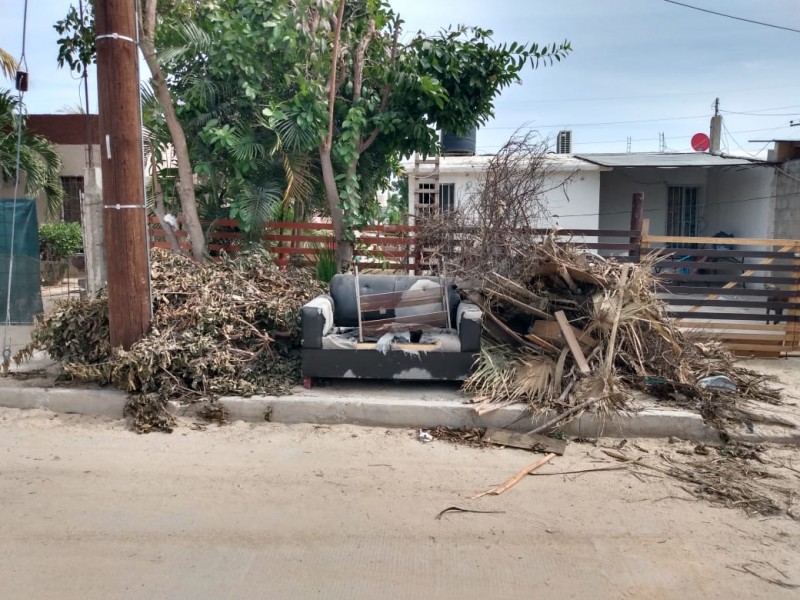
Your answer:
[435,506,506,520]
[528,397,599,434]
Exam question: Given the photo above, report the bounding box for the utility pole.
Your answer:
[710,97,722,154]
[94,0,151,349]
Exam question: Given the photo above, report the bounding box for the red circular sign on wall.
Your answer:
[691,133,710,152]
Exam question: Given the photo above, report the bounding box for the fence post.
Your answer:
[629,192,644,261]
[640,218,651,258]
[790,242,800,354]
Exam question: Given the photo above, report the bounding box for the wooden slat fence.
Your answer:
[149,218,418,271]
[642,229,800,357]
[147,216,800,356]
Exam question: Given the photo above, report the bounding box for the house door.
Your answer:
[666,185,699,239]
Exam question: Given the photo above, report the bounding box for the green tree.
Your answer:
[0,91,65,216]
[55,0,570,269]
[55,0,208,262]
[202,0,570,269]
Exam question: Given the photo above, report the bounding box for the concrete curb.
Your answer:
[0,386,127,417]
[0,383,797,444]
[216,394,727,442]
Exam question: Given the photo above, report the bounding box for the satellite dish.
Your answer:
[691,133,710,152]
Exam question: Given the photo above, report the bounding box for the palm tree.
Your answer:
[0,48,16,80]
[0,91,65,216]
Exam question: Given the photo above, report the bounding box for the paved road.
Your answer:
[0,407,798,599]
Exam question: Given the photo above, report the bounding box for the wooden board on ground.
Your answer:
[483,427,567,455]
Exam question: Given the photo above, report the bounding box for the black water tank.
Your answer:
[441,128,476,156]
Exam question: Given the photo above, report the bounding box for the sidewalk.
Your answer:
[2,325,798,443]
[2,360,798,444]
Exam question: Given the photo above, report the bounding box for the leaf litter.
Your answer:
[16,248,323,433]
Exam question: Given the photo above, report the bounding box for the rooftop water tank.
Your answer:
[441,128,476,156]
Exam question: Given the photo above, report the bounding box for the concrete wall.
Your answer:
[598,164,776,239]
[0,144,99,224]
[705,165,775,239]
[408,167,603,230]
[773,159,800,240]
[597,167,709,236]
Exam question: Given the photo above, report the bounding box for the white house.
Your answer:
[405,144,800,243]
[404,153,610,230]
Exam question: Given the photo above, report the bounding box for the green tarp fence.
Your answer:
[0,199,43,324]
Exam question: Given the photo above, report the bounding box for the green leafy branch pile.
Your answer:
[16,248,324,429]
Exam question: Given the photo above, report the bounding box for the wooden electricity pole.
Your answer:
[94,0,151,348]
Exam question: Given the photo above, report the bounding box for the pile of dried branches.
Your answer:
[417,134,781,435]
[17,248,323,431]
[604,445,797,520]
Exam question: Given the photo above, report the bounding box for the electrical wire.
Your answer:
[481,113,709,130]
[722,121,780,159]
[495,85,800,107]
[660,0,800,34]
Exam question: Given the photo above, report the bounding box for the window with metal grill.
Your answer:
[666,185,699,243]
[60,176,84,224]
[439,183,455,212]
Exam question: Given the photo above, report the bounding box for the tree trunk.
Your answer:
[150,156,182,253]
[319,145,353,271]
[138,15,206,262]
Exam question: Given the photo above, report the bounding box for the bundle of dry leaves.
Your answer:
[16,248,323,431]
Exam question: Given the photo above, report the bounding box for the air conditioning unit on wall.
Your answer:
[556,130,572,154]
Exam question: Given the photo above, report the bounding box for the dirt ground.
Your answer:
[0,407,798,600]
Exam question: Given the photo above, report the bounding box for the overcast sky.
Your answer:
[3,0,799,156]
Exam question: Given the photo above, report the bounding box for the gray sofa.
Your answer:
[301,274,482,384]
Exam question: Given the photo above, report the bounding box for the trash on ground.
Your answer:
[418,430,434,443]
[698,375,737,392]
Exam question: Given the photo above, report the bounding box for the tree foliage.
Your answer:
[0,91,65,217]
[194,0,570,268]
[54,0,571,266]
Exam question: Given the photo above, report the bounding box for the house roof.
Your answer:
[27,114,100,145]
[573,152,769,168]
[403,153,609,174]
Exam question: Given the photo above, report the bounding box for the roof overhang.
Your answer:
[573,152,772,168]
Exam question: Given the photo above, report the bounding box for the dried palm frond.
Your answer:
[464,345,556,404]
[512,354,555,402]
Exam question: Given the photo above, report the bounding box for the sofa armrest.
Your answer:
[301,294,335,349]
[457,301,482,353]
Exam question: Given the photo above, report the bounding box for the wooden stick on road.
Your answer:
[470,453,557,499]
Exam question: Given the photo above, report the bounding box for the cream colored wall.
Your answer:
[0,144,100,224]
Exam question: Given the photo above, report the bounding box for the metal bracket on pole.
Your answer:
[104,204,147,210]
[96,33,137,44]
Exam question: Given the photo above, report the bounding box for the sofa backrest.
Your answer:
[330,274,460,328]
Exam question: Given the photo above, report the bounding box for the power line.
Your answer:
[482,114,708,130]
[660,0,800,34]
[495,85,800,107]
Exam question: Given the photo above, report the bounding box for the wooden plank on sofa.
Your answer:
[361,311,449,335]
[356,342,442,351]
[359,287,444,312]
